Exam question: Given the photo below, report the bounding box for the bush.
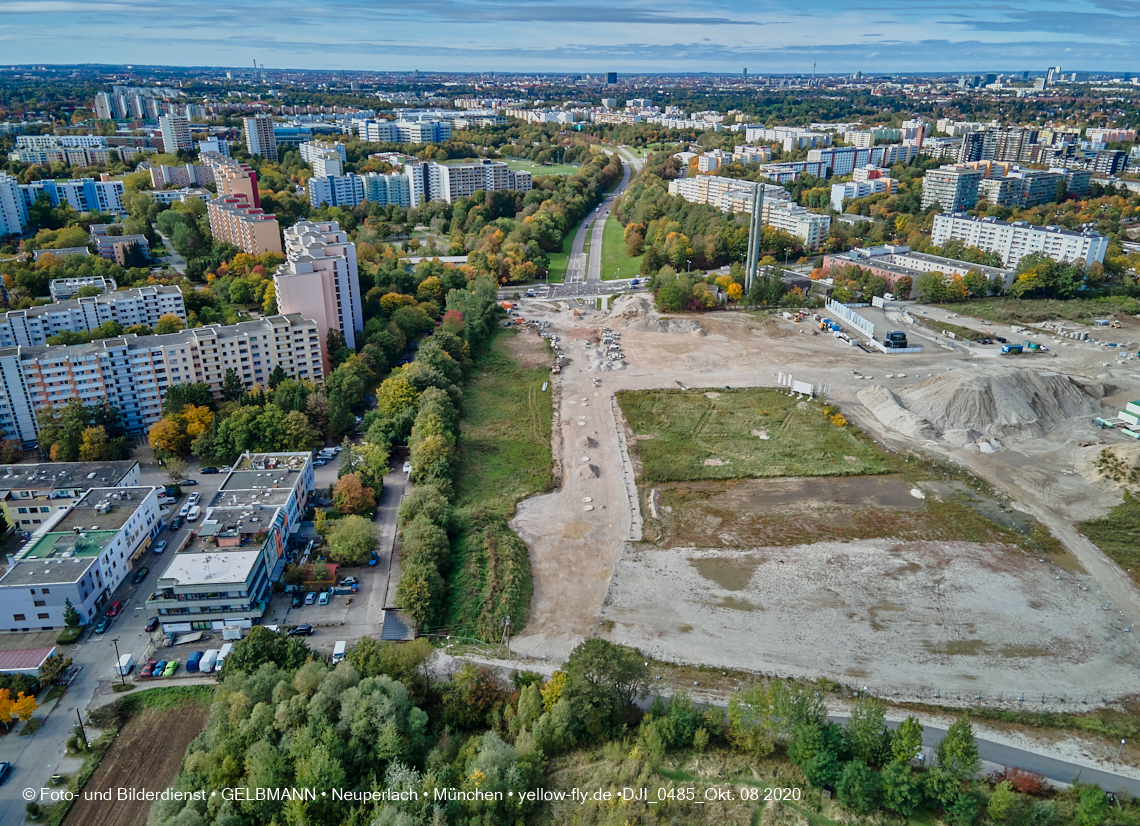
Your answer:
[56,627,82,645]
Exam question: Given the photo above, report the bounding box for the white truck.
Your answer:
[222,625,244,641]
[199,649,219,674]
[115,653,134,676]
[332,640,347,664]
[216,643,233,672]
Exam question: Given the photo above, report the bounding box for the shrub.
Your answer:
[56,627,82,645]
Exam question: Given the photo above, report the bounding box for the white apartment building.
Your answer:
[158,114,193,153]
[361,171,415,207]
[806,145,920,176]
[0,460,139,535]
[197,137,229,157]
[244,115,278,161]
[0,486,162,630]
[357,120,453,143]
[668,175,789,214]
[931,213,1109,268]
[274,220,363,370]
[414,160,531,204]
[308,173,364,208]
[0,286,186,347]
[50,275,116,301]
[762,200,832,249]
[20,178,125,215]
[148,163,214,189]
[299,140,347,165]
[0,314,322,446]
[299,141,346,177]
[744,126,831,151]
[0,172,27,237]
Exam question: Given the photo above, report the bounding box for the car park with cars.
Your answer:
[140,660,158,678]
[318,591,330,605]
[162,661,178,677]
[304,592,316,605]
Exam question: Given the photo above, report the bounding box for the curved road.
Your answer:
[564,146,641,284]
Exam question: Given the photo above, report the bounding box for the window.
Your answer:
[13,614,25,621]
[37,613,49,620]
[42,588,49,594]
[33,600,45,607]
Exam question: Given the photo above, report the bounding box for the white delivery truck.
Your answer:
[199,649,219,674]
[332,640,347,664]
[187,505,201,522]
[115,653,134,676]
[216,642,232,671]
[222,625,244,641]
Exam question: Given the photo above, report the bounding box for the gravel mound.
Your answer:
[607,293,705,335]
[860,367,1113,446]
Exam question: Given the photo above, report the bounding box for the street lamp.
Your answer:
[1115,739,1126,766]
[687,259,691,272]
[111,637,126,687]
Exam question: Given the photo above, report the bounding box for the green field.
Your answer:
[1080,497,1140,586]
[618,387,897,483]
[446,329,553,638]
[502,157,581,176]
[941,296,1140,325]
[600,215,643,280]
[545,233,571,283]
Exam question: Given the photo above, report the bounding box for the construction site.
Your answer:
[507,292,1140,708]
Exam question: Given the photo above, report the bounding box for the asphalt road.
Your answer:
[564,152,634,285]
[155,231,187,275]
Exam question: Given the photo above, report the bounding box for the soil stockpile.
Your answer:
[861,367,1111,444]
[608,294,705,335]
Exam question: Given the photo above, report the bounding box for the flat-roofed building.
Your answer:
[0,485,162,629]
[206,156,260,208]
[244,115,278,161]
[0,285,186,347]
[931,213,1109,268]
[0,460,140,535]
[48,275,115,301]
[206,196,282,255]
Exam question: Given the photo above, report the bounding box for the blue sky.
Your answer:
[1,0,1136,73]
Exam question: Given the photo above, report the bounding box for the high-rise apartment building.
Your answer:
[206,196,282,255]
[931,213,1108,268]
[415,160,531,204]
[920,165,985,211]
[158,114,193,153]
[308,174,364,208]
[206,156,260,208]
[360,171,415,207]
[0,172,27,237]
[0,314,322,446]
[244,115,278,161]
[273,220,363,371]
[20,178,125,215]
[357,120,453,144]
[0,286,186,347]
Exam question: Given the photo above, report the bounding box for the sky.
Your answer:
[1,0,1138,74]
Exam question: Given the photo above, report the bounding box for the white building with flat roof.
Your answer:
[0,285,186,347]
[931,213,1108,268]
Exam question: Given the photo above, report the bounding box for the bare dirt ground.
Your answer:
[64,705,209,826]
[507,296,1140,702]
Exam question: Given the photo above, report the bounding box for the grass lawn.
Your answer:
[446,329,554,639]
[1080,497,1140,586]
[600,215,643,280]
[618,387,897,483]
[502,157,581,176]
[940,296,1140,325]
[545,233,570,283]
[919,318,988,341]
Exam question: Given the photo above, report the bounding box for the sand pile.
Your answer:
[576,464,600,478]
[860,367,1112,446]
[576,436,598,449]
[607,293,705,336]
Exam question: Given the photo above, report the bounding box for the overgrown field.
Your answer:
[445,329,554,638]
[618,387,896,483]
[1079,496,1140,586]
[940,296,1140,325]
[918,317,989,341]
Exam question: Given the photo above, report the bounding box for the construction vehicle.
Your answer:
[882,330,908,349]
[1001,344,1023,355]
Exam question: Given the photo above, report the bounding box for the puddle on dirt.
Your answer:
[563,521,593,539]
[924,480,1035,532]
[689,556,762,590]
[712,595,760,611]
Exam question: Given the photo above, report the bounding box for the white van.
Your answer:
[332,640,346,664]
[216,642,233,671]
[187,505,201,522]
[199,649,219,674]
[115,653,134,676]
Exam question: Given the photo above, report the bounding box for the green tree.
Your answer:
[563,639,649,738]
[936,716,981,780]
[327,514,378,565]
[221,368,244,401]
[836,760,880,814]
[268,364,288,390]
[845,697,892,767]
[220,625,311,675]
[881,762,923,817]
[63,599,81,628]
[892,715,924,763]
[1076,784,1109,826]
[988,780,1015,822]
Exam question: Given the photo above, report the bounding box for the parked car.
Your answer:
[368,552,379,567]
[313,458,329,467]
[402,461,412,474]
[153,540,168,554]
[170,517,183,530]
[177,479,198,486]
[154,660,167,676]
[145,616,160,633]
[996,337,1008,343]
[304,592,317,605]
[219,466,231,473]
[318,592,330,605]
[140,660,158,678]
[179,503,190,518]
[187,492,200,506]
[291,595,301,608]
[340,577,358,587]
[162,661,178,677]
[0,760,12,785]
[131,566,149,584]
[106,601,124,618]
[200,467,219,475]
[288,624,313,636]
[187,506,201,521]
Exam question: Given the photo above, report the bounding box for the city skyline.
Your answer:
[1,0,1138,73]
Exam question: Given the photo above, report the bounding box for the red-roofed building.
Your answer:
[0,646,55,675]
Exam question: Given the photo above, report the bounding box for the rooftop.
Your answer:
[0,647,56,674]
[157,549,262,587]
[941,212,1107,239]
[50,486,156,533]
[21,529,117,560]
[0,286,182,324]
[0,461,137,496]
